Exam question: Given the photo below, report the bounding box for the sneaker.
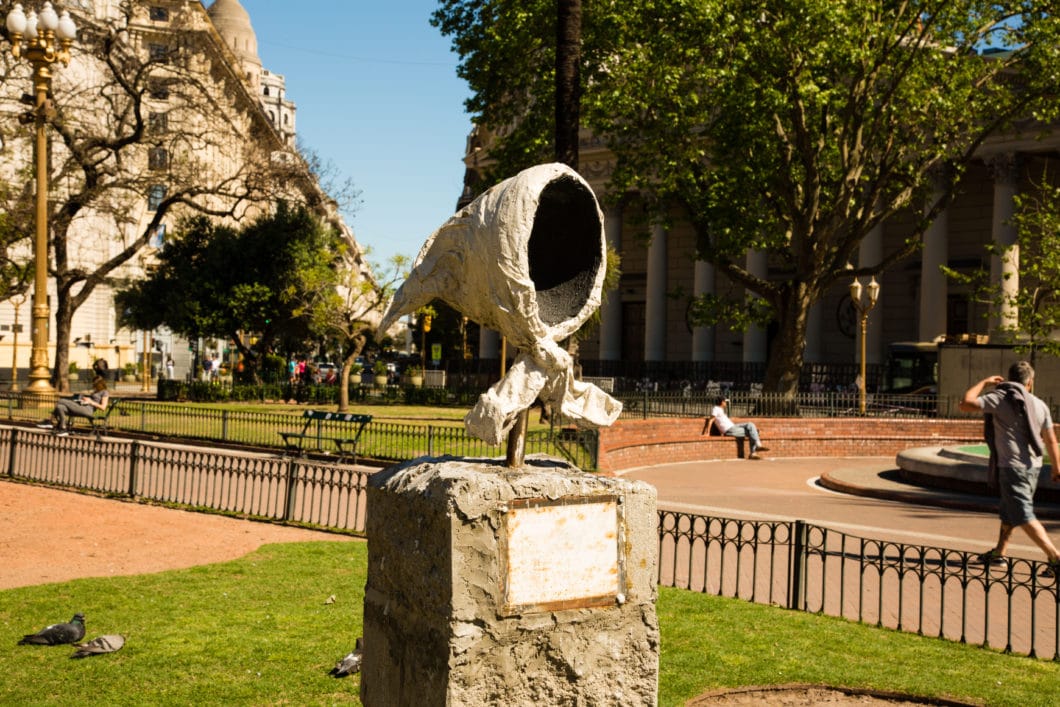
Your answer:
[35,422,53,430]
[1041,559,1060,579]
[756,445,770,453]
[974,549,1007,566]
[55,430,69,437]
[748,453,762,460]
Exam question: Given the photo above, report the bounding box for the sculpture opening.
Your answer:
[528,175,604,328]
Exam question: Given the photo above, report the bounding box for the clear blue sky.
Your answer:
[242,1,472,265]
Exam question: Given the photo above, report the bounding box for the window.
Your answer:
[263,86,270,97]
[148,80,169,100]
[148,185,167,211]
[149,7,170,22]
[148,146,168,170]
[149,43,170,64]
[148,111,168,134]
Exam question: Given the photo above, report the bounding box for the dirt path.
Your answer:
[0,480,355,590]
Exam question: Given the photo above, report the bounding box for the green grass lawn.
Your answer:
[3,541,1058,706]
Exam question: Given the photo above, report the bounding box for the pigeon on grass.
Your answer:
[71,634,125,658]
[18,613,86,645]
[329,637,364,677]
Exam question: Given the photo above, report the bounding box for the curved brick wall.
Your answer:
[597,417,984,474]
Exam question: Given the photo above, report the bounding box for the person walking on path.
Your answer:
[705,395,770,459]
[960,360,1060,576]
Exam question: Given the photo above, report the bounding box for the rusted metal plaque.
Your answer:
[500,495,624,615]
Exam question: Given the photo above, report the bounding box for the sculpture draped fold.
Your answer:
[379,162,622,445]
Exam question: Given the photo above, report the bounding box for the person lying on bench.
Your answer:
[704,395,770,459]
[37,375,109,436]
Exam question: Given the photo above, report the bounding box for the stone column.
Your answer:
[919,182,948,342]
[645,223,668,362]
[859,223,884,364]
[743,250,767,363]
[691,260,715,362]
[362,458,660,705]
[989,154,1020,334]
[599,205,623,362]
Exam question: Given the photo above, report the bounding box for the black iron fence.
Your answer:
[3,426,1056,660]
[615,388,968,420]
[0,428,372,532]
[0,395,598,471]
[658,510,1060,660]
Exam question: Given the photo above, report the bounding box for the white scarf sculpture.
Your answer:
[379,163,622,445]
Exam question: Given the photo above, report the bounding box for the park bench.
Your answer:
[280,410,372,464]
[63,397,122,440]
[703,417,747,459]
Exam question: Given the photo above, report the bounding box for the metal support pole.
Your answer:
[27,67,53,392]
[858,313,868,415]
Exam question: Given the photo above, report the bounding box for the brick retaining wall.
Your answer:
[597,417,985,474]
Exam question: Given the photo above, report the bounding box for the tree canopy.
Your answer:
[116,203,339,380]
[0,4,325,389]
[434,1,1060,396]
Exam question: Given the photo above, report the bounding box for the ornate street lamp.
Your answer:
[5,3,77,392]
[9,293,25,391]
[849,276,881,415]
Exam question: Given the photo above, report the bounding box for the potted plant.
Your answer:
[372,359,389,388]
[68,362,79,382]
[405,364,424,388]
[122,362,138,382]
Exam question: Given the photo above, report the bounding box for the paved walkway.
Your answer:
[620,455,1060,659]
[823,456,1060,520]
[621,455,1060,540]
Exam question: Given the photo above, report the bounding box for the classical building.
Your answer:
[463,124,1060,387]
[0,0,357,384]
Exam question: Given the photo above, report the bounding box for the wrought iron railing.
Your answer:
[4,427,1056,660]
[0,395,598,471]
[1,428,371,533]
[658,510,1060,660]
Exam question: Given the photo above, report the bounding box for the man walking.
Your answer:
[959,360,1060,576]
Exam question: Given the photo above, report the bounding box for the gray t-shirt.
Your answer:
[980,387,1053,469]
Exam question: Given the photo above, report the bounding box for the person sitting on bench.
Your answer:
[705,395,770,459]
[37,374,109,436]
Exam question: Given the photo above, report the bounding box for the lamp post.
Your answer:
[9,293,25,391]
[849,276,881,415]
[5,3,76,393]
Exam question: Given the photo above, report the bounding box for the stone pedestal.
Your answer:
[361,456,659,706]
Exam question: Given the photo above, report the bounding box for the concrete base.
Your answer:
[361,455,659,706]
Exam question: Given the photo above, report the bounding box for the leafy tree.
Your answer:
[297,250,408,411]
[117,204,339,382]
[0,4,323,390]
[434,1,1060,398]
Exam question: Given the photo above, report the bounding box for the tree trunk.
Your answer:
[555,0,582,170]
[338,356,354,413]
[760,283,813,413]
[337,333,367,412]
[52,294,74,392]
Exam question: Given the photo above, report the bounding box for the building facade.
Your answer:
[463,124,1060,388]
[0,0,357,384]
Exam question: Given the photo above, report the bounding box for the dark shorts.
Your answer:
[998,465,1040,527]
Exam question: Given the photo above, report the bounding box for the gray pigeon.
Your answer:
[329,637,364,677]
[71,634,125,658]
[18,613,86,645]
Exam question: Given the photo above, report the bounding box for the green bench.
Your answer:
[63,398,122,440]
[280,410,372,464]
